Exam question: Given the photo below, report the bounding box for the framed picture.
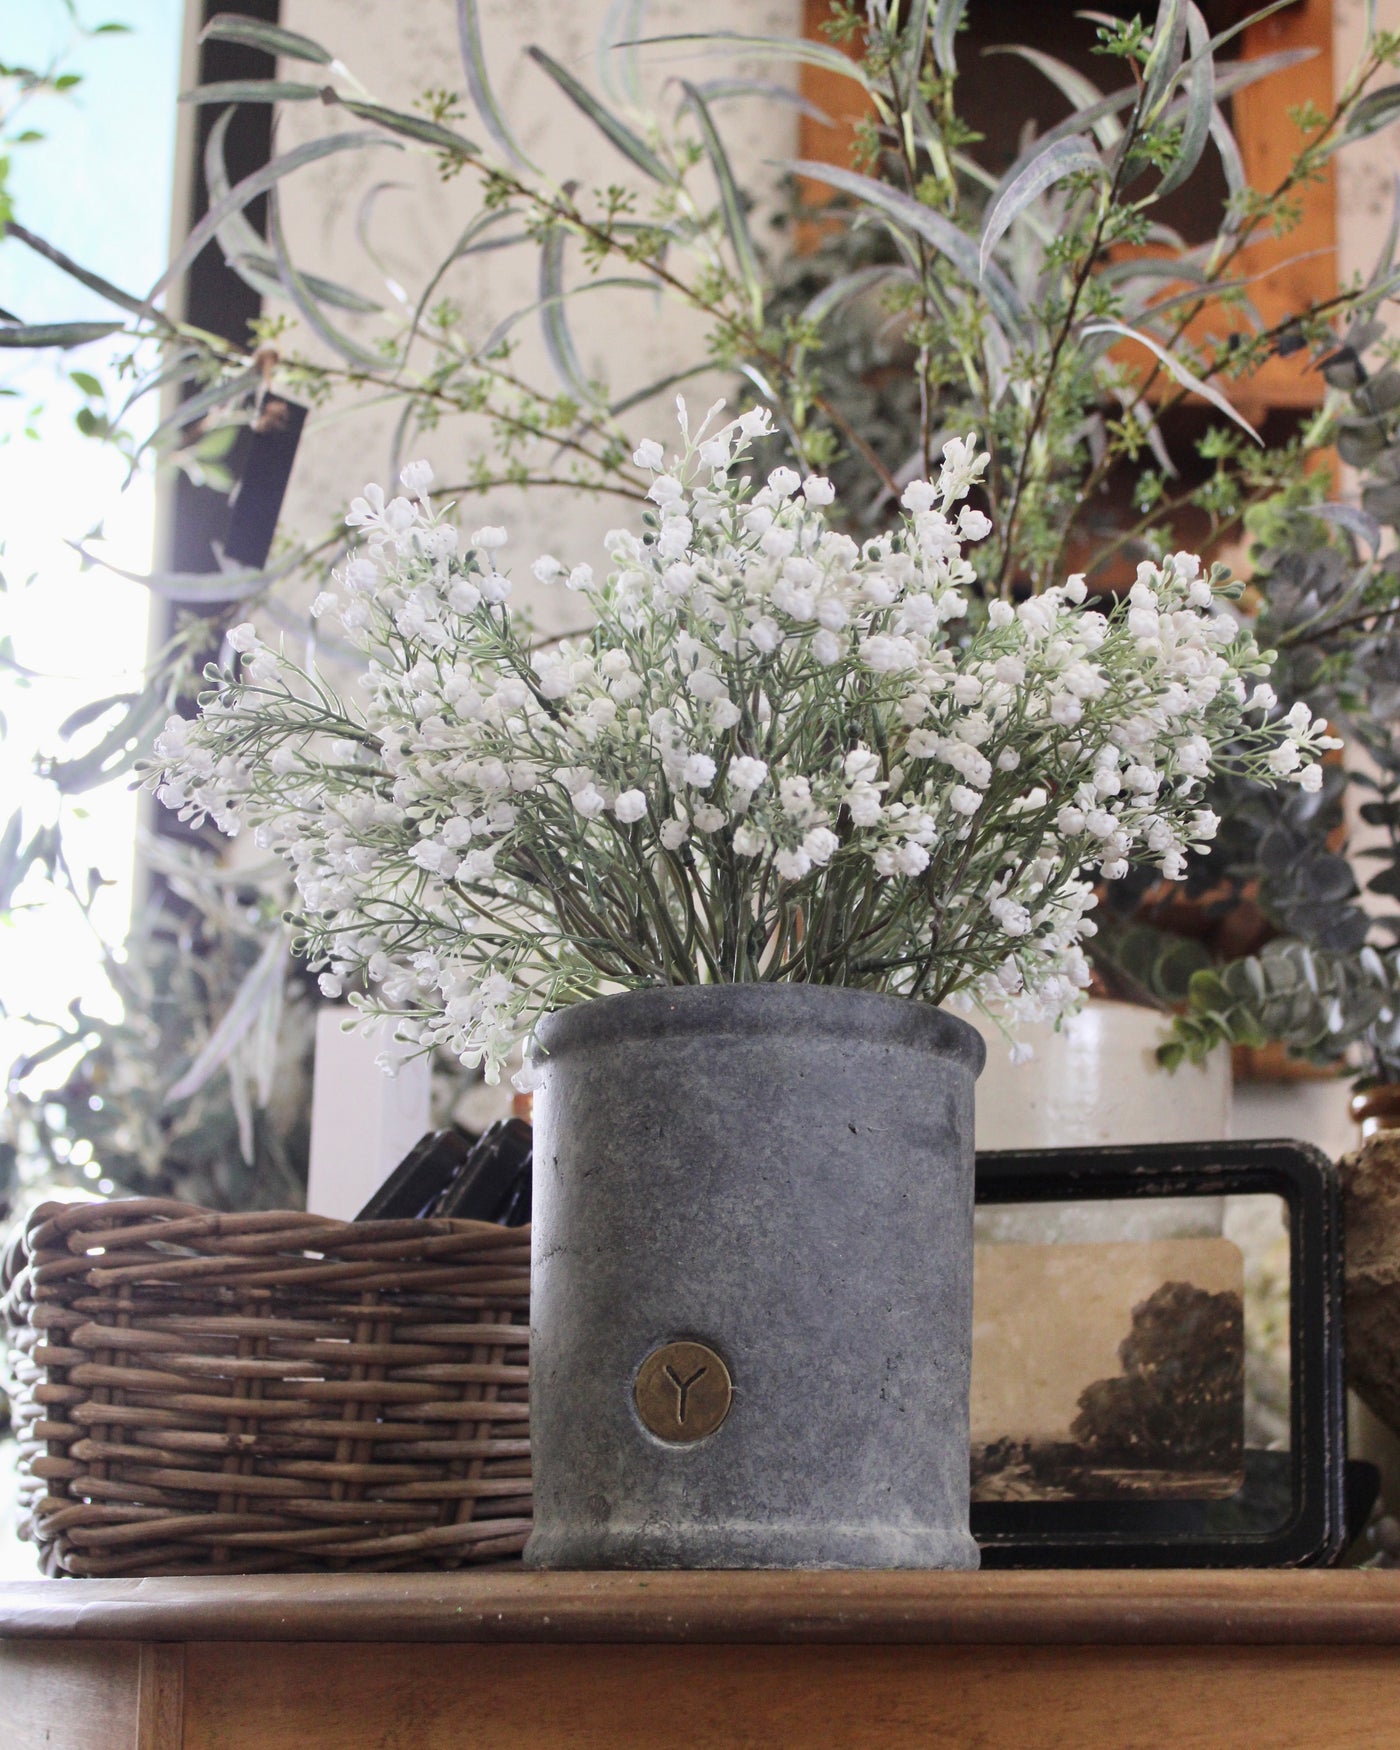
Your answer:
[970,1140,1346,1567]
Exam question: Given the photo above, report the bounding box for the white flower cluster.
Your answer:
[152,401,1334,1081]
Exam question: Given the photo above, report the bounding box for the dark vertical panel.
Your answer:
[154,2,279,860]
[167,0,280,578]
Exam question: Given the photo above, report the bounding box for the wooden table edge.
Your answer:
[2,1570,1400,1645]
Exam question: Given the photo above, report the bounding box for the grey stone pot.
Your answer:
[523,981,985,1571]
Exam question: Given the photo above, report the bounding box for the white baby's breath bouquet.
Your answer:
[152,402,1332,1083]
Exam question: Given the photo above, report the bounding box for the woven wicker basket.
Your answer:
[1,1198,532,1576]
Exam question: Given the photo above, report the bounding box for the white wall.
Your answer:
[1336,0,1400,303]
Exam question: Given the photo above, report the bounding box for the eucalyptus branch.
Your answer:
[1112,42,1391,423]
[994,84,1146,595]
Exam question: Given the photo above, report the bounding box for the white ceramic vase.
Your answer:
[972,997,1232,1243]
[974,997,1231,1152]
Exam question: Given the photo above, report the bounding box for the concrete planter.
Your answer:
[523,983,985,1570]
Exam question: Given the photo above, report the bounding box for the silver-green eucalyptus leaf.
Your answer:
[478,272,656,365]
[267,187,386,371]
[528,47,668,182]
[949,149,998,195]
[609,365,712,417]
[681,81,762,325]
[1116,271,1257,328]
[1205,0,1309,56]
[977,303,1013,405]
[44,686,169,795]
[385,394,417,485]
[979,133,1104,278]
[2,221,155,320]
[178,80,324,105]
[199,13,333,65]
[403,207,519,365]
[0,811,26,911]
[931,0,968,76]
[67,541,307,602]
[1182,244,1333,324]
[690,78,832,127]
[139,363,263,463]
[801,264,912,326]
[539,216,601,406]
[982,46,1122,150]
[1209,106,1246,207]
[1118,387,1179,477]
[788,159,1026,336]
[333,97,479,157]
[905,0,932,80]
[227,1039,253,1165]
[1082,319,1262,444]
[203,107,276,284]
[457,0,539,173]
[166,927,290,1105]
[1142,0,1187,120]
[354,181,414,306]
[111,348,204,428]
[206,110,382,313]
[1366,178,1400,296]
[1343,84,1400,145]
[1143,220,1193,251]
[988,84,1141,214]
[1099,252,1211,288]
[618,32,871,91]
[248,948,285,1112]
[1313,502,1383,553]
[0,319,125,348]
[598,0,649,109]
[1201,44,1315,104]
[1155,4,1213,198]
[57,693,137,741]
[151,129,401,302]
[234,251,385,313]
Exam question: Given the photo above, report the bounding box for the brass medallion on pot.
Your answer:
[635,1340,732,1442]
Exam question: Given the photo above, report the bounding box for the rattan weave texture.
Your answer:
[2,1199,531,1576]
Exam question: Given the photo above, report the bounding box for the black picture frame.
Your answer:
[971,1139,1346,1568]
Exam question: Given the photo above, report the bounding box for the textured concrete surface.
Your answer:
[525,984,984,1570]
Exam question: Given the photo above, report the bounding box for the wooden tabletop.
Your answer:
[1,1570,1399,1646]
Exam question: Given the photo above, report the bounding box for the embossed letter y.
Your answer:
[663,1362,707,1424]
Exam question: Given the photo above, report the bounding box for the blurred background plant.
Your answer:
[1161,317,1400,1081]
[9,0,1400,1222]
[4,838,313,1213]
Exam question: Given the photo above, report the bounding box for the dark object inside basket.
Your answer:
[356,1119,532,1224]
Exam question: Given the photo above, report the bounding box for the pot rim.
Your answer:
[534,981,986,1076]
